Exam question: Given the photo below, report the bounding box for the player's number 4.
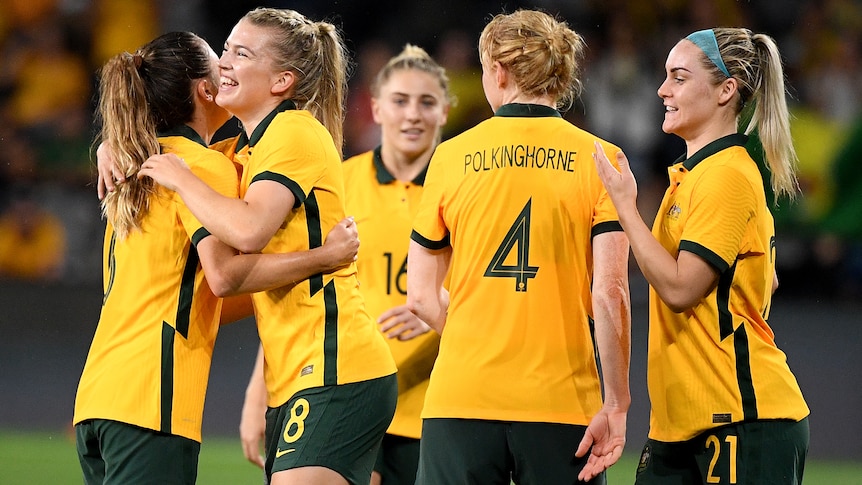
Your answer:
[484,199,539,292]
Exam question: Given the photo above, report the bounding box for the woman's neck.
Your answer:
[500,92,556,109]
[684,115,738,158]
[188,112,212,145]
[235,98,287,140]
[380,143,432,182]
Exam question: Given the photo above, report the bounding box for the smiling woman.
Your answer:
[594,27,809,485]
[343,44,451,485]
[217,9,349,157]
[239,44,454,485]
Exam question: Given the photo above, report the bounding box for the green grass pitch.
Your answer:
[1,428,860,484]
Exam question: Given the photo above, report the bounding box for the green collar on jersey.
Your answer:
[675,133,749,171]
[158,124,207,147]
[235,99,298,152]
[372,145,428,186]
[494,103,561,118]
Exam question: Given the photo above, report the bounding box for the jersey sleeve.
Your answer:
[679,164,755,272]
[591,141,623,237]
[411,148,450,249]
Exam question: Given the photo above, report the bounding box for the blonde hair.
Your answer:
[97,32,213,239]
[479,9,585,111]
[702,28,799,200]
[371,44,456,107]
[243,8,349,157]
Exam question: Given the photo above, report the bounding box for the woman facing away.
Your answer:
[138,8,398,485]
[594,27,809,484]
[75,31,358,485]
[406,9,632,485]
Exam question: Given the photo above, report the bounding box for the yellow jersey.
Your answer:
[235,100,396,408]
[412,103,622,425]
[648,133,809,441]
[74,126,239,442]
[343,147,439,439]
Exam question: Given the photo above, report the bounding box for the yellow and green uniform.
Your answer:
[342,147,439,440]
[648,133,809,442]
[411,103,622,425]
[235,100,396,409]
[74,126,238,443]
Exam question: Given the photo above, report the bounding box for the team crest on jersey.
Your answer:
[637,444,651,474]
[666,202,682,221]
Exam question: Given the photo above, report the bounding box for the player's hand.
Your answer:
[379,305,432,340]
[322,217,359,269]
[239,393,266,468]
[95,142,125,200]
[575,405,627,481]
[138,153,191,192]
[593,140,638,211]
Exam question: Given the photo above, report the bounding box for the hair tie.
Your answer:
[133,54,143,69]
[686,29,730,77]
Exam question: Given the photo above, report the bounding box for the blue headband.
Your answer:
[686,29,730,78]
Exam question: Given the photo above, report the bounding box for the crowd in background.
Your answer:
[0,0,860,299]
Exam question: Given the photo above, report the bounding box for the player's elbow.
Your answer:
[406,294,432,325]
[232,233,269,255]
[407,294,445,334]
[406,294,423,321]
[595,279,630,306]
[206,268,242,298]
[660,289,699,313]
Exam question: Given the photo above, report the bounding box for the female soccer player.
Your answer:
[239,44,453,485]
[138,8,398,485]
[407,9,632,484]
[594,28,810,484]
[352,44,450,485]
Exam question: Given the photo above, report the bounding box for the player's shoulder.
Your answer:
[272,109,325,137]
[591,135,622,156]
[342,149,375,176]
[343,149,374,166]
[166,139,235,181]
[698,148,758,183]
[181,141,232,167]
[264,110,336,155]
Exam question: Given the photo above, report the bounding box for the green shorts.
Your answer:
[417,418,606,485]
[634,417,809,485]
[75,419,200,485]
[264,374,397,485]
[373,433,421,485]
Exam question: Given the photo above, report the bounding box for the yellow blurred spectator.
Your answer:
[90,0,158,65]
[0,183,66,282]
[7,20,89,131]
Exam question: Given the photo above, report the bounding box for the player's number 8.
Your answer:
[283,398,310,444]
